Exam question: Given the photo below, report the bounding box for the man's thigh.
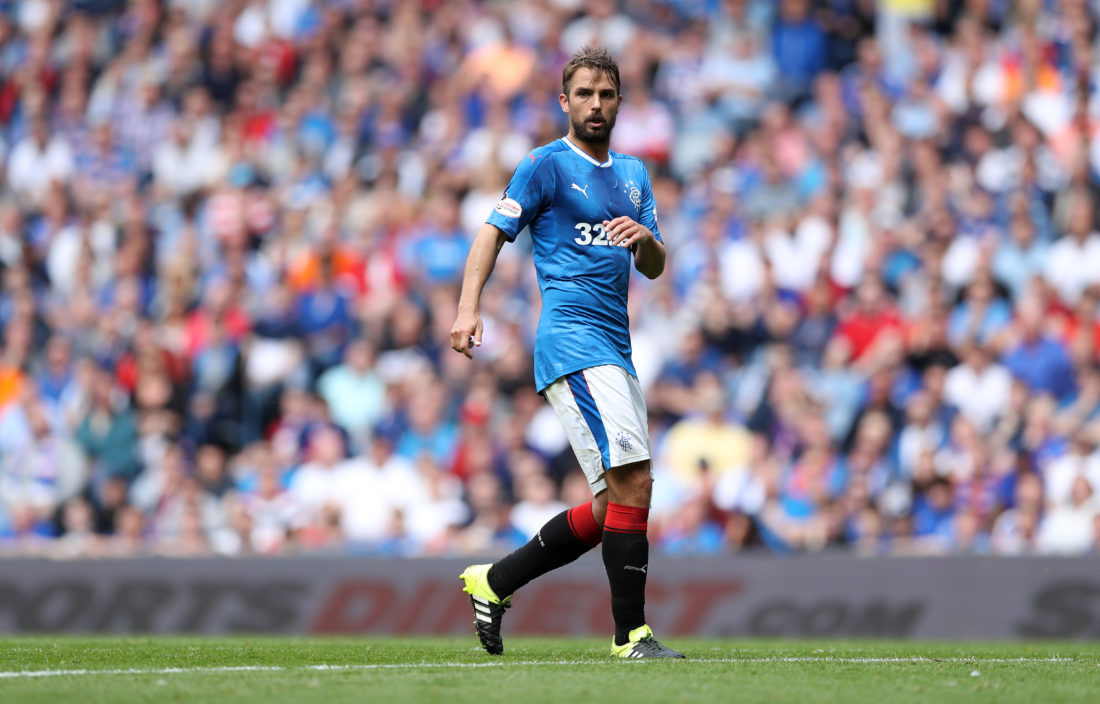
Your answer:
[542,364,652,494]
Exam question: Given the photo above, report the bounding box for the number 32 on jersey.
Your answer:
[574,222,624,247]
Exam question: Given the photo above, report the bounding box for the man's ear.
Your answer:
[559,92,569,113]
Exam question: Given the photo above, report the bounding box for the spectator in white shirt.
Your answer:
[509,461,568,539]
[6,117,74,207]
[610,83,675,165]
[334,431,424,545]
[1044,190,1100,305]
[153,119,215,197]
[1043,432,1100,509]
[287,424,348,519]
[1037,474,1099,554]
[944,345,1012,434]
[719,218,766,302]
[991,472,1043,555]
[897,390,946,478]
[763,216,830,294]
[0,201,25,268]
[559,0,636,55]
[701,32,776,133]
[404,452,469,554]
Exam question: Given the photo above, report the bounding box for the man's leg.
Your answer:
[461,365,682,657]
[460,493,608,655]
[487,493,607,598]
[602,461,652,644]
[603,460,684,658]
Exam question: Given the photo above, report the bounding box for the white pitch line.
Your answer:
[0,656,1081,679]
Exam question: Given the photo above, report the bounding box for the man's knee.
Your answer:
[592,491,608,526]
[605,461,653,507]
[625,468,653,498]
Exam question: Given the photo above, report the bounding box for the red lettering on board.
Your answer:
[671,581,743,635]
[513,581,597,634]
[392,581,439,633]
[312,581,395,633]
[310,576,744,635]
[430,582,478,635]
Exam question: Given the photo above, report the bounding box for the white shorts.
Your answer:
[542,364,652,494]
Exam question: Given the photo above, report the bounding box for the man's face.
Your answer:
[560,66,621,143]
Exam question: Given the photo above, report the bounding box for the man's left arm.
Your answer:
[604,173,666,279]
[605,217,665,279]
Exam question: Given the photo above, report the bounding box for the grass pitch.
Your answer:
[1,636,1097,704]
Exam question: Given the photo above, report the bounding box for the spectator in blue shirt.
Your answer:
[947,274,1012,349]
[395,382,458,466]
[74,121,137,191]
[296,259,355,379]
[993,211,1049,302]
[1002,297,1076,402]
[656,494,726,555]
[34,335,73,407]
[771,0,827,102]
[401,193,471,287]
[912,477,955,545]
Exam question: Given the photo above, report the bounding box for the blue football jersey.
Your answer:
[486,137,663,392]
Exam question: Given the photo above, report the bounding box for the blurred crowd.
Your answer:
[2,0,1100,559]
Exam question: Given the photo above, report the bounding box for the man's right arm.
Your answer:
[450,223,510,358]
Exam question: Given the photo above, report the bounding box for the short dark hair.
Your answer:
[561,45,620,96]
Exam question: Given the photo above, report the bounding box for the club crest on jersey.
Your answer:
[494,196,522,219]
[624,180,642,212]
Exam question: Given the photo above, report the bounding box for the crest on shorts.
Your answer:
[616,431,633,451]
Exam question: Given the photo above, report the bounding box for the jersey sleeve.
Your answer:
[638,168,662,244]
[486,153,552,241]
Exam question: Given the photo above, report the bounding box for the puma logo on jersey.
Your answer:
[624,564,648,574]
[528,153,540,164]
[571,183,589,199]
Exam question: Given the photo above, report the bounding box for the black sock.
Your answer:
[603,503,649,645]
[487,501,602,599]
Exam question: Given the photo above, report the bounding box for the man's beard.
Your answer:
[571,112,616,143]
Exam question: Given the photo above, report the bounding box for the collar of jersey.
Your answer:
[561,136,614,168]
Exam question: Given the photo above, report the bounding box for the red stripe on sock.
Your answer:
[567,501,603,547]
[605,502,649,534]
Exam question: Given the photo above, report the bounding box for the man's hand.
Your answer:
[603,215,654,249]
[450,308,483,359]
[605,215,665,279]
[450,224,509,357]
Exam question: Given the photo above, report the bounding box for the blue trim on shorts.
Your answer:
[565,370,610,471]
